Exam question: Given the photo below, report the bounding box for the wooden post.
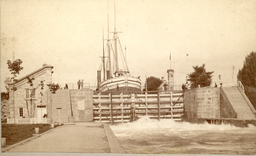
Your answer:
[157,91,160,121]
[170,92,173,119]
[121,92,123,123]
[98,92,101,122]
[110,92,113,124]
[130,93,135,122]
[145,92,148,116]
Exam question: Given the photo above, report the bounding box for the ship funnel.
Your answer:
[97,70,101,89]
[106,70,110,79]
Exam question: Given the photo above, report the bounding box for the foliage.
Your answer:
[145,76,162,92]
[237,52,256,108]
[27,77,35,86]
[7,59,24,78]
[47,83,60,94]
[1,98,9,121]
[237,52,256,87]
[244,86,256,109]
[182,84,188,91]
[187,64,214,88]
[1,92,9,101]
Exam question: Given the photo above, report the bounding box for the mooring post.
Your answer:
[157,91,160,121]
[110,92,113,124]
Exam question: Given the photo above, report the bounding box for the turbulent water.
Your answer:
[110,117,256,154]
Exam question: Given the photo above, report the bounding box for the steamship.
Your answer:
[96,10,141,93]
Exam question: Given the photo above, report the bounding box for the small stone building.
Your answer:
[7,65,53,124]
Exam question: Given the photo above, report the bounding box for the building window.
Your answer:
[19,108,23,117]
[25,89,36,99]
[26,89,29,98]
[31,89,35,98]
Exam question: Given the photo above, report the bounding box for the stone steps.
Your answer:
[222,87,255,119]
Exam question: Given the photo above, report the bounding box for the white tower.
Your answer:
[167,53,174,92]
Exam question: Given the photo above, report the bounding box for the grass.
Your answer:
[1,124,56,146]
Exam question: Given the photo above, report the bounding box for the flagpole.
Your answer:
[145,74,147,93]
[169,52,171,69]
[232,65,234,83]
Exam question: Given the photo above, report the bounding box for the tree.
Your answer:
[187,64,214,88]
[145,76,162,92]
[47,83,60,94]
[237,52,256,87]
[5,59,23,123]
[237,52,256,109]
[7,59,24,80]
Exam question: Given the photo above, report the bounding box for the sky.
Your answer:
[1,0,256,91]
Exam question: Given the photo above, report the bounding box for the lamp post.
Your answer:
[39,80,44,124]
[219,75,222,87]
[56,108,62,125]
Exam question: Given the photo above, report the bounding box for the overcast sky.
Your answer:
[1,0,256,91]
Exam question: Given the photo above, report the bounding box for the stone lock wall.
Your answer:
[70,89,93,122]
[184,87,220,123]
[47,89,93,124]
[47,90,72,124]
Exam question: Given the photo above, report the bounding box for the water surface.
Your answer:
[110,117,256,154]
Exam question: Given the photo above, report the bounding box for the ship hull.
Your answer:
[99,75,141,93]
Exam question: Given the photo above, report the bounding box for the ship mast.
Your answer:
[114,2,119,73]
[107,0,112,78]
[102,30,106,81]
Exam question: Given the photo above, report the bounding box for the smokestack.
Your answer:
[106,70,110,79]
[97,70,101,89]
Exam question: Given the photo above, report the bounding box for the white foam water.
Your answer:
[110,116,256,154]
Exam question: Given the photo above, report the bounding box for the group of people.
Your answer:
[77,79,84,89]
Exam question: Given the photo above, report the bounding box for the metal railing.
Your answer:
[237,81,244,91]
[63,83,182,92]
[63,83,97,90]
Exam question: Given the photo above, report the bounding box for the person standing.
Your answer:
[81,79,84,89]
[77,80,81,89]
[64,83,68,89]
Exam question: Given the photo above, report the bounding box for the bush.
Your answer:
[245,86,256,109]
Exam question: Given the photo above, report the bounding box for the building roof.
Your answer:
[7,64,53,85]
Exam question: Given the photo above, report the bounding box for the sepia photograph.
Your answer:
[1,0,256,155]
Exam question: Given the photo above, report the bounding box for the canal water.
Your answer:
[110,117,256,154]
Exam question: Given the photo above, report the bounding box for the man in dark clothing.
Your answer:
[77,80,81,89]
